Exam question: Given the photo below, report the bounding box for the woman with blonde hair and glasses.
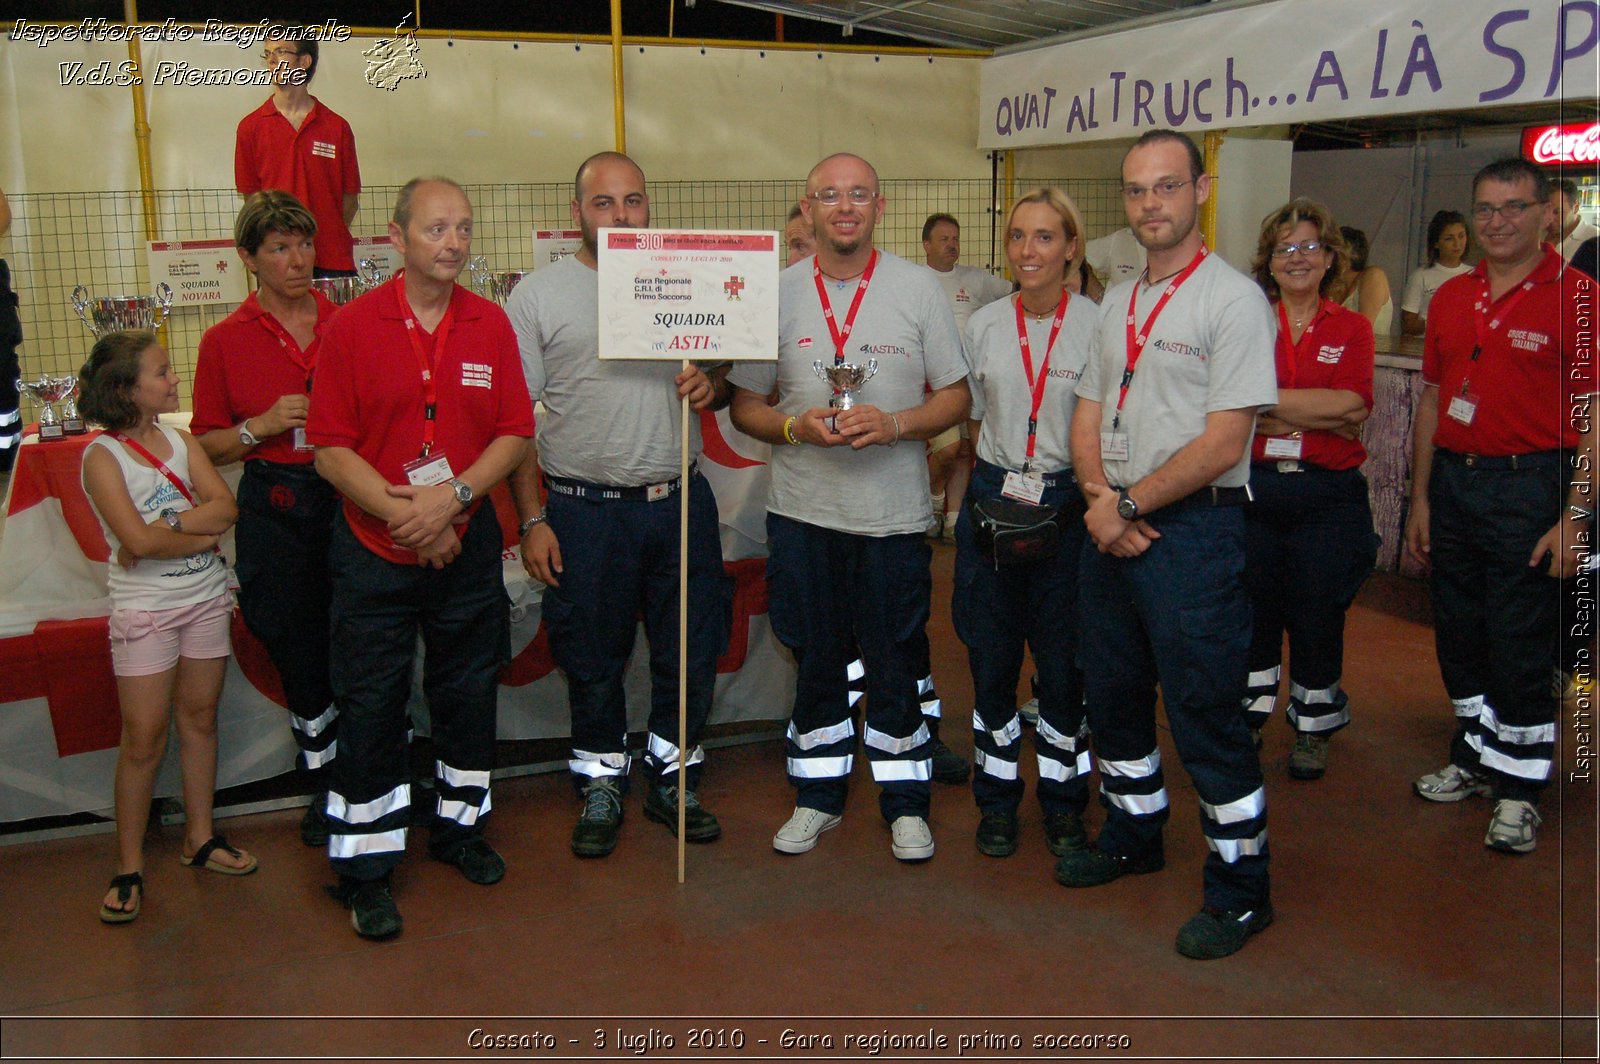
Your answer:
[1243,198,1379,780]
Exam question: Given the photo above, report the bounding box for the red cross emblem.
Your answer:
[724,275,745,300]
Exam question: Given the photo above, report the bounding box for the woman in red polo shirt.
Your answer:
[1242,199,1380,781]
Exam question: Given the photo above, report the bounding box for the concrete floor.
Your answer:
[0,556,1595,1062]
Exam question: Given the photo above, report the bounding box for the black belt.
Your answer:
[545,470,686,501]
[1155,484,1253,512]
[975,458,1076,490]
[1437,449,1570,471]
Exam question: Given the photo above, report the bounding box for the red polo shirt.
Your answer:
[1253,298,1374,470]
[305,276,535,564]
[1423,246,1595,456]
[191,290,340,466]
[235,97,361,271]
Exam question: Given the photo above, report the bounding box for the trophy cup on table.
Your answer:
[812,358,879,433]
[468,256,525,306]
[17,374,74,442]
[71,283,174,336]
[311,257,389,305]
[54,374,86,435]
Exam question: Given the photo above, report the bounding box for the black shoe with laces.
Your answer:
[1054,843,1165,887]
[1043,811,1087,856]
[572,778,623,857]
[434,837,506,885]
[929,739,971,784]
[330,876,402,940]
[975,811,1019,857]
[299,790,331,848]
[1174,903,1274,959]
[643,783,722,842]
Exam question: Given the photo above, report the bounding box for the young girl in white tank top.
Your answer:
[78,329,256,924]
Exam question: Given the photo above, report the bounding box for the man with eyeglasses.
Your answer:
[235,29,362,278]
[505,152,732,860]
[729,153,970,863]
[1065,129,1278,960]
[1405,158,1596,855]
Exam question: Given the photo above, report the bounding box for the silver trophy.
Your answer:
[812,358,879,433]
[54,374,86,435]
[311,258,388,305]
[71,283,174,337]
[17,375,74,441]
[468,256,525,305]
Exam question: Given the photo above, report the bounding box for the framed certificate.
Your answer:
[596,228,779,362]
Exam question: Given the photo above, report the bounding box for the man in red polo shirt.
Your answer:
[192,190,341,848]
[235,33,361,277]
[306,178,534,939]
[1405,157,1597,854]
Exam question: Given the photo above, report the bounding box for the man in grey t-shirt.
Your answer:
[1065,130,1278,960]
[729,153,970,863]
[506,151,731,859]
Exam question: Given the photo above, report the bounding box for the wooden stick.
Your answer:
[678,359,690,884]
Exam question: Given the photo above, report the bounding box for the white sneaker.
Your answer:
[1413,763,1492,803]
[890,816,935,862]
[1018,697,1040,726]
[1485,799,1541,854]
[773,807,841,854]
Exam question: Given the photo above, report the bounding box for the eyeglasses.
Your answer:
[1271,240,1325,258]
[1121,179,1192,201]
[809,188,877,207]
[262,47,302,62]
[1471,200,1538,222]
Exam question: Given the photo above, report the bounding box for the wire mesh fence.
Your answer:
[4,174,1122,411]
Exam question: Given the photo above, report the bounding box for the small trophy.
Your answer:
[18,375,73,442]
[468,256,525,305]
[357,257,389,288]
[812,358,879,433]
[55,375,87,435]
[71,283,174,336]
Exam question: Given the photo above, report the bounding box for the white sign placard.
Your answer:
[979,0,1596,147]
[145,239,246,307]
[596,229,779,362]
[352,234,402,278]
[532,229,583,268]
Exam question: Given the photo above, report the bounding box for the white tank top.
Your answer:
[82,424,229,611]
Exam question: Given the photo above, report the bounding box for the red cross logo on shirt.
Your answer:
[724,275,745,300]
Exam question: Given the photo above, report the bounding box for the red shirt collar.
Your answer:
[374,273,484,323]
[1469,243,1564,288]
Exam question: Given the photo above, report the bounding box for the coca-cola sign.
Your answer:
[1522,123,1600,166]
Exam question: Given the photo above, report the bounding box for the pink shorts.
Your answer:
[109,593,234,677]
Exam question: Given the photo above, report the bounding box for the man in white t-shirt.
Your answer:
[1548,178,1598,263]
[730,153,970,864]
[922,214,1011,330]
[1085,225,1147,290]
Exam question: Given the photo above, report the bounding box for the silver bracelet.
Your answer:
[887,412,902,447]
[518,514,548,536]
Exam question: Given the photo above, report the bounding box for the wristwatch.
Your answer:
[518,514,548,536]
[238,420,260,447]
[1116,490,1140,522]
[161,508,183,531]
[448,478,474,507]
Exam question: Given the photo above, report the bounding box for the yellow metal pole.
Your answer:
[125,1,157,242]
[1201,131,1223,249]
[610,0,626,153]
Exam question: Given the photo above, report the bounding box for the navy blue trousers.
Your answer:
[1243,464,1378,736]
[325,502,508,882]
[953,460,1090,817]
[767,513,933,822]
[235,460,338,780]
[1077,503,1270,913]
[541,471,731,791]
[1429,450,1564,802]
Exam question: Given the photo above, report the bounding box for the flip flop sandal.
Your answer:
[179,835,259,876]
[99,871,142,924]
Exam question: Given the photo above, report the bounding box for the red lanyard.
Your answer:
[812,250,879,367]
[1274,299,1328,391]
[256,303,318,389]
[1115,245,1208,428]
[397,278,454,458]
[112,432,199,507]
[1014,290,1069,470]
[1460,260,1545,395]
